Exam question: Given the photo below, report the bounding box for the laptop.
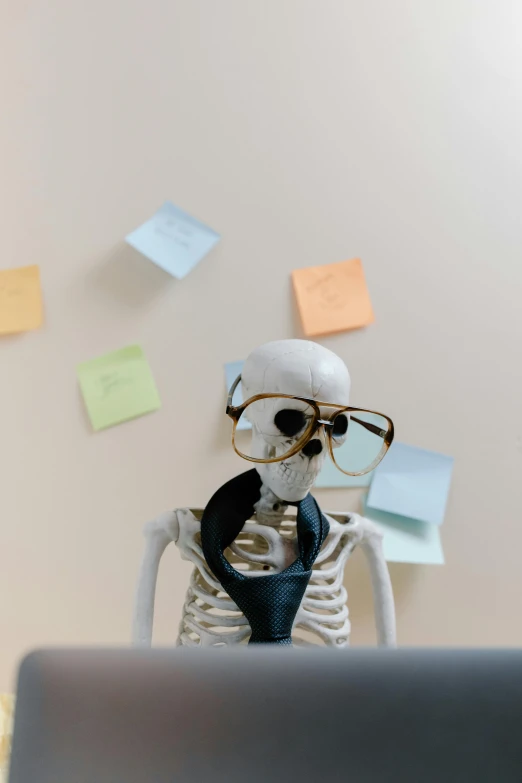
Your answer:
[8,648,522,782]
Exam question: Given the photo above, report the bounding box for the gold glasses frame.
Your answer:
[226,375,394,477]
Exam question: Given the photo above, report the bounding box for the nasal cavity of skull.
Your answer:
[302,438,322,458]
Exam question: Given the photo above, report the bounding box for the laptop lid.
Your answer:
[9,648,522,783]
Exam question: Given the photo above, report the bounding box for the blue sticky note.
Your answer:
[125,201,220,279]
[366,441,454,526]
[224,360,250,431]
[362,504,445,565]
[315,457,373,488]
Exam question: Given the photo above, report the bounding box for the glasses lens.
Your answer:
[233,397,316,461]
[330,410,390,475]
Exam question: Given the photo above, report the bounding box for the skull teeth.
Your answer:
[277,462,318,489]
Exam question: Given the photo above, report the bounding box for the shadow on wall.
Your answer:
[87,244,175,309]
[344,545,420,645]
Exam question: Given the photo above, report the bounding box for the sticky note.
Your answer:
[366,441,454,526]
[224,360,251,431]
[0,265,43,335]
[77,345,161,431]
[125,201,220,279]
[363,503,445,565]
[292,258,375,337]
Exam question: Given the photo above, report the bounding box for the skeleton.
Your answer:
[133,340,396,648]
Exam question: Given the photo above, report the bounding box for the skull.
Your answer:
[241,339,351,503]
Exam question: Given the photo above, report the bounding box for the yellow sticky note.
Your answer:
[77,345,161,431]
[0,265,43,335]
[292,258,375,337]
[0,693,14,777]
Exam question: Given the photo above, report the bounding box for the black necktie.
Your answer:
[200,469,329,645]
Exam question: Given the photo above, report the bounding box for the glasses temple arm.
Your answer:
[227,374,242,410]
[350,415,387,438]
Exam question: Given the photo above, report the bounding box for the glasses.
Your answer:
[226,375,394,477]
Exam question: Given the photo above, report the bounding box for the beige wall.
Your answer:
[1,0,521,688]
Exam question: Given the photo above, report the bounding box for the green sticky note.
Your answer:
[77,345,161,431]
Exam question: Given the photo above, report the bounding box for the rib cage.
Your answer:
[176,512,357,648]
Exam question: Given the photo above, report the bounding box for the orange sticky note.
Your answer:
[292,258,375,337]
[0,265,43,335]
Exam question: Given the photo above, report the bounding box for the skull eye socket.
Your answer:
[274,409,307,438]
[332,413,349,438]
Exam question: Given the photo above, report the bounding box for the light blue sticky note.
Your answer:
[315,457,373,488]
[224,360,250,431]
[366,441,454,526]
[363,503,445,565]
[125,201,220,279]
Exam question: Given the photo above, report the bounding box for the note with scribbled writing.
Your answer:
[77,345,161,431]
[125,201,220,279]
[292,258,374,336]
[0,265,43,335]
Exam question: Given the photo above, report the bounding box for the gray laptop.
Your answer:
[9,648,522,783]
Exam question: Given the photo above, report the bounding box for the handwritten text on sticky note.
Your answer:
[77,345,161,431]
[125,201,220,279]
[292,258,374,337]
[0,265,43,335]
